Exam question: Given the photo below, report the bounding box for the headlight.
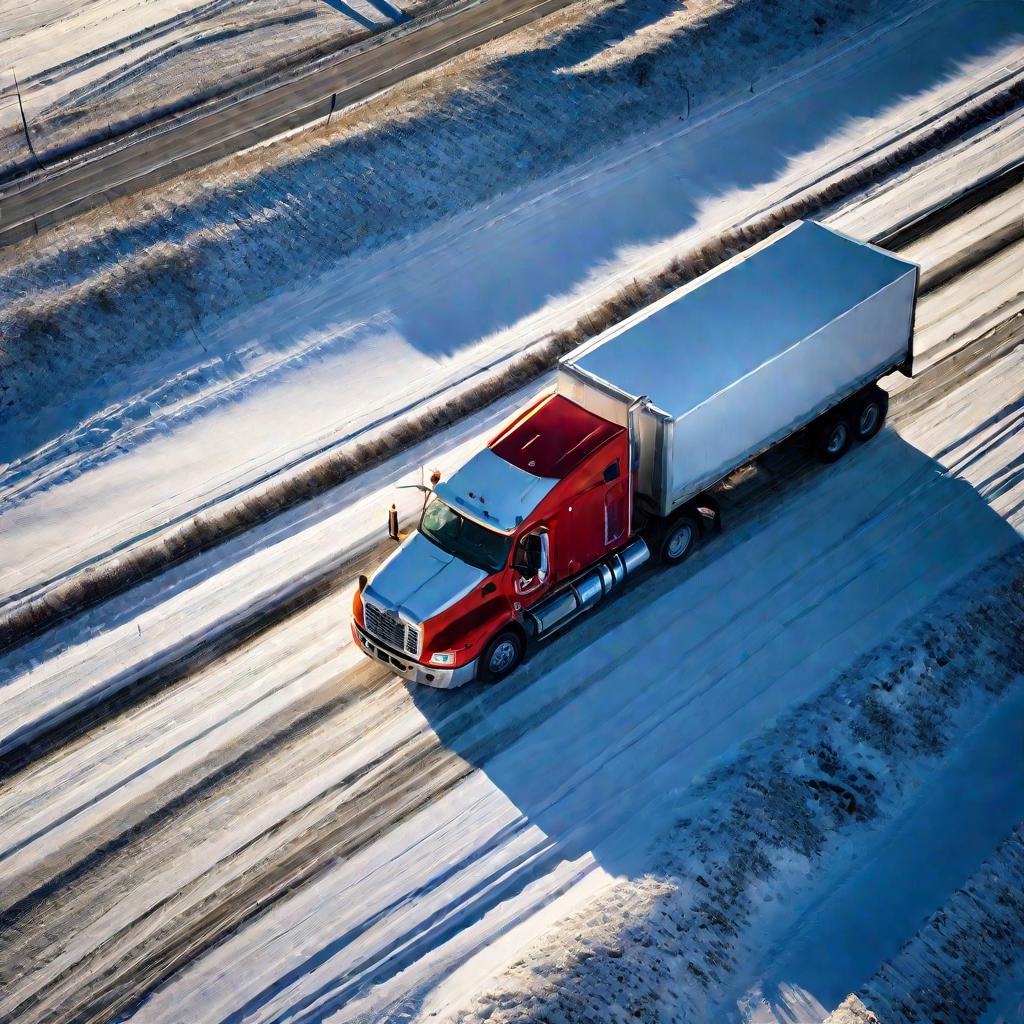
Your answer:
[430,651,456,666]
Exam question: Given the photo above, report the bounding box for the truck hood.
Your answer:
[364,532,488,625]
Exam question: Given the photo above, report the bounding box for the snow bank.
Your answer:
[4,45,1022,651]
[446,552,1024,1022]
[827,824,1024,1024]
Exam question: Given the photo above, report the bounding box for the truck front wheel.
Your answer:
[480,629,524,683]
[660,514,700,564]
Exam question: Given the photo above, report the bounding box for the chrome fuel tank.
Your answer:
[526,536,650,639]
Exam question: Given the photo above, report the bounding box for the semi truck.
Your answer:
[351,220,919,687]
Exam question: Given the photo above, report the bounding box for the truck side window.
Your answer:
[514,528,549,595]
[605,483,626,544]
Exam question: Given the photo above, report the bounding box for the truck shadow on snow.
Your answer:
[213,418,1021,1024]
[402,422,1021,996]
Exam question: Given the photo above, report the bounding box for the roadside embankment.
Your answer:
[2,68,1021,654]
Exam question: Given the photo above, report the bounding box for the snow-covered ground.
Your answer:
[0,291,1021,1021]
[984,962,1024,1024]
[824,824,1024,1024]
[0,0,411,177]
[3,0,1023,611]
[1,0,1023,1018]
[448,558,1024,1024]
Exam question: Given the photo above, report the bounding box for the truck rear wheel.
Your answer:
[660,514,700,565]
[480,629,524,683]
[813,414,852,464]
[850,385,888,442]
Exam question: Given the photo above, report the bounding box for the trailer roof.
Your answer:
[563,221,917,418]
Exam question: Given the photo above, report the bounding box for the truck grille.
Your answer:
[363,601,420,657]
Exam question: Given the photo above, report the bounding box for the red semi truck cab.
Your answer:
[351,390,647,686]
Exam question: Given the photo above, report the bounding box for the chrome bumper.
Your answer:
[352,621,478,689]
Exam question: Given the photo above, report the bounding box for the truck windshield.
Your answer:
[420,498,512,574]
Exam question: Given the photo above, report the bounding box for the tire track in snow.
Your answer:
[4,309,1024,1023]
[0,539,386,777]
[1,603,670,1022]
[0,116,1020,787]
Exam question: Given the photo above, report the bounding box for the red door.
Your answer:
[556,480,621,578]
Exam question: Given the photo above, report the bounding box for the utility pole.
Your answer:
[11,67,42,169]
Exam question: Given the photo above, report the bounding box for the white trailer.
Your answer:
[558,220,918,519]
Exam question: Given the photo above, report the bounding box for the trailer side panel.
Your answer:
[558,221,920,517]
[660,270,917,512]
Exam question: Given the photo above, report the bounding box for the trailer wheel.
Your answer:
[850,385,888,442]
[480,629,524,683]
[813,414,852,464]
[660,514,700,565]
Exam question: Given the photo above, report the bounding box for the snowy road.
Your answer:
[0,0,441,183]
[116,348,1024,1024]
[1,1,1023,1017]
[0,0,578,239]
[0,226,1021,1020]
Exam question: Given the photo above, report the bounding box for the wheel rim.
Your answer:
[826,422,848,454]
[859,403,880,436]
[667,523,694,559]
[489,639,518,674]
